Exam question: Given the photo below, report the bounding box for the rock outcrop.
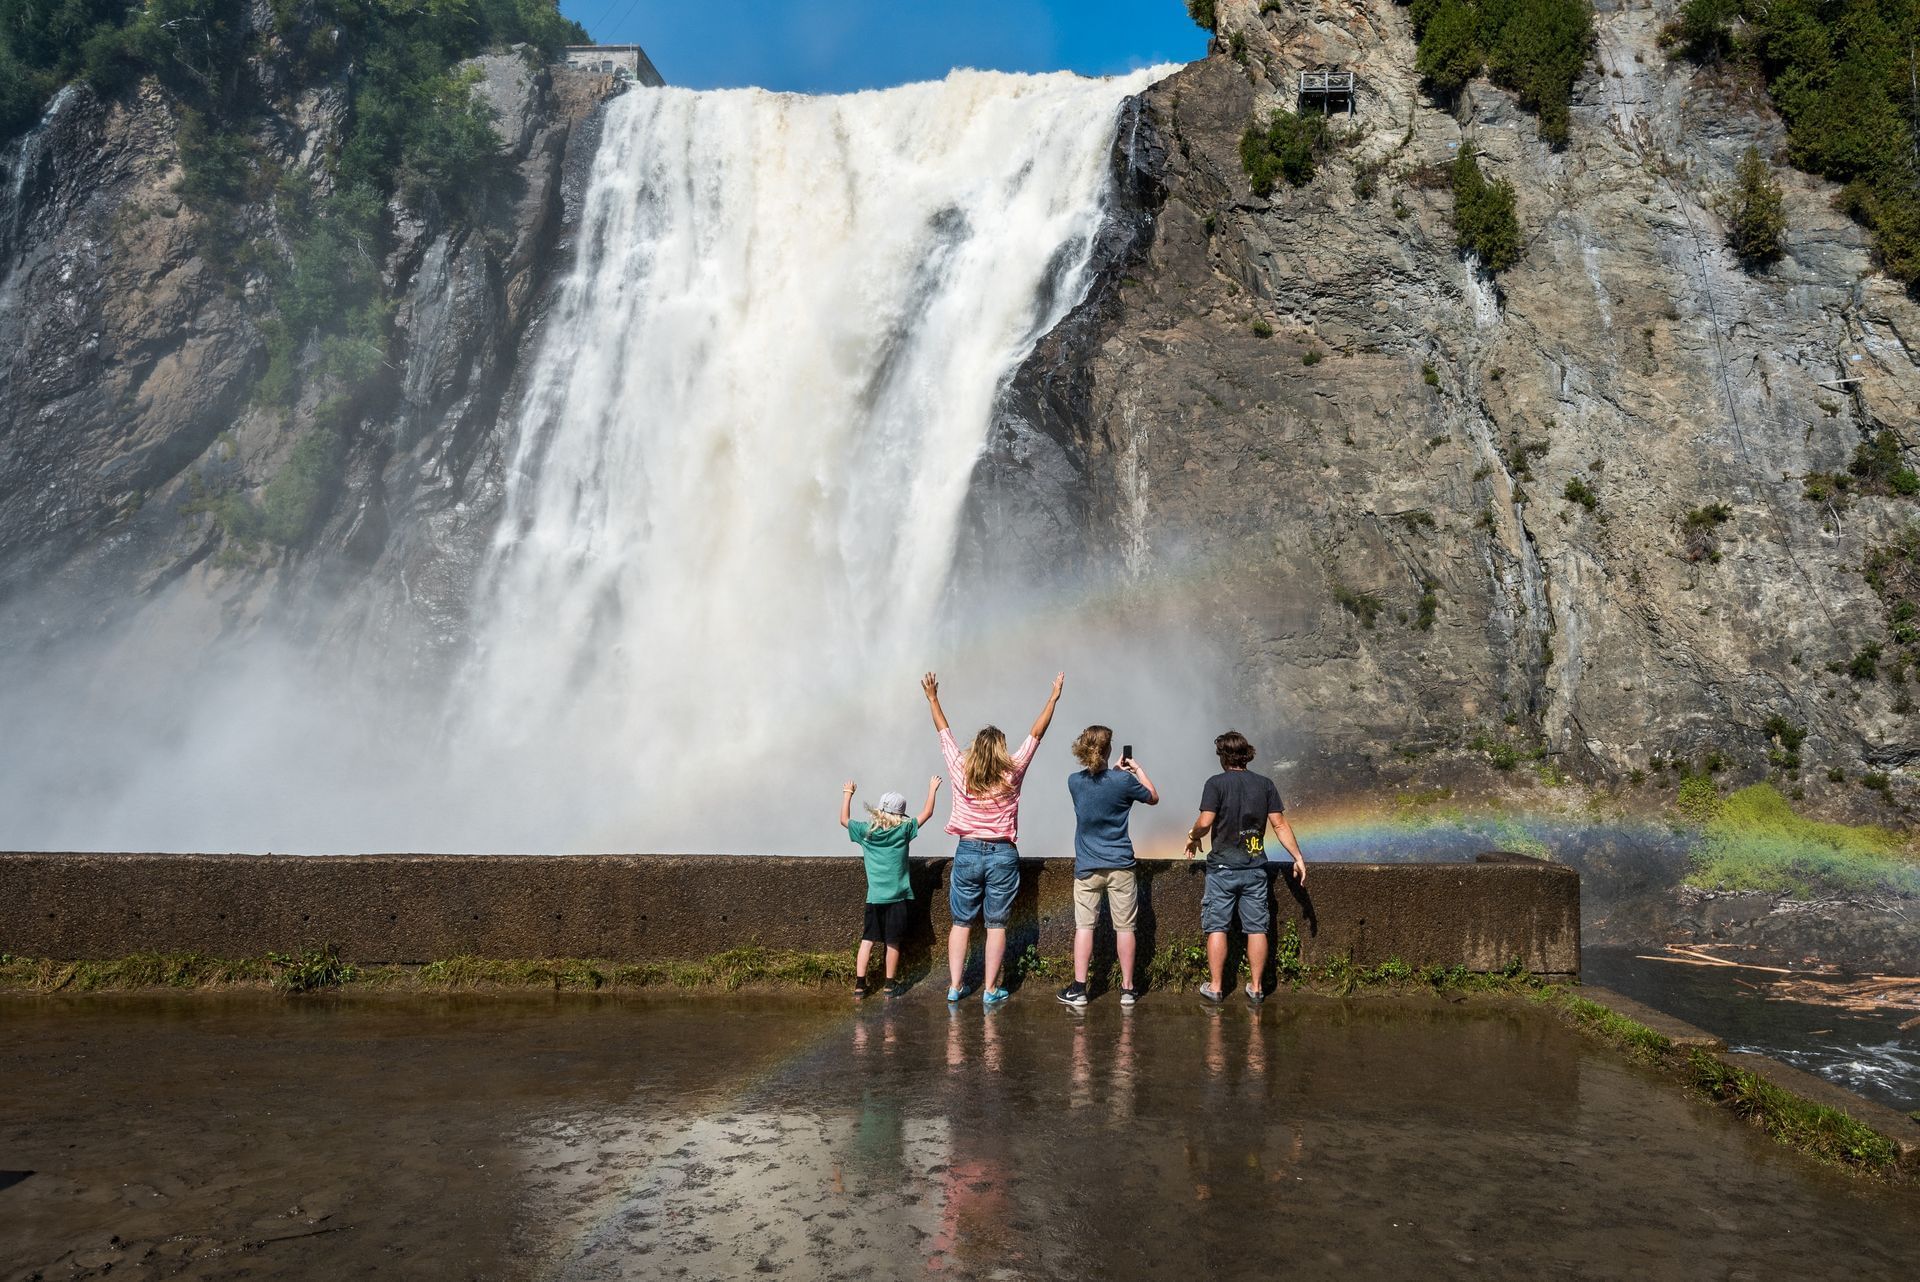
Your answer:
[976,0,1920,817]
[0,28,622,657]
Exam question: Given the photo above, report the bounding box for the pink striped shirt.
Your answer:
[938,727,1039,841]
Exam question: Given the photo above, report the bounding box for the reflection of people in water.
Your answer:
[929,1011,1016,1274]
[846,1011,907,1187]
[1187,1018,1294,1204]
[1068,1012,1140,1124]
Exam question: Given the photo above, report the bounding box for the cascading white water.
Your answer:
[449,69,1170,852]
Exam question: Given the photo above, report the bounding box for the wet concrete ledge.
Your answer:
[0,852,1579,973]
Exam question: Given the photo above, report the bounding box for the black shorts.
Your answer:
[862,900,912,947]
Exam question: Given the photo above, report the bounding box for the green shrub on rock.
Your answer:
[1686,782,1917,899]
[1240,108,1331,195]
[259,427,345,546]
[1412,0,1484,96]
[1849,430,1920,497]
[1726,145,1787,265]
[1745,0,1920,287]
[1450,146,1522,271]
[1672,0,1739,61]
[1407,0,1593,145]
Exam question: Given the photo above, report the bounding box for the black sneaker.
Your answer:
[884,980,910,999]
[853,977,871,1000]
[1119,986,1139,1007]
[1056,982,1089,1008]
[1245,984,1266,1007]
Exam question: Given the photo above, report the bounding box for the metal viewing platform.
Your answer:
[563,43,665,87]
[1299,66,1356,114]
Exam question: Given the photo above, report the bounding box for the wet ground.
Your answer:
[3,991,1918,1281]
[1585,947,1920,1113]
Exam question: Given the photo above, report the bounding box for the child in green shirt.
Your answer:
[841,776,940,998]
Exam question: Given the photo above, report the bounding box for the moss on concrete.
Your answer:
[0,947,855,994]
[1545,989,1674,1058]
[1685,1050,1903,1177]
[0,952,276,991]
[1538,983,1912,1183]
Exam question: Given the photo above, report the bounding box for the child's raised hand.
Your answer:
[921,672,939,700]
[843,780,856,794]
[929,775,943,792]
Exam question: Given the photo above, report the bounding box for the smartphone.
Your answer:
[1122,744,1133,762]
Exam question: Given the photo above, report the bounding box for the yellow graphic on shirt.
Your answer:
[1240,832,1265,855]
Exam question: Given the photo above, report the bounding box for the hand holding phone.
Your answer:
[1121,744,1133,767]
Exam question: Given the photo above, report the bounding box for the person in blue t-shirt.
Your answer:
[1056,725,1158,1008]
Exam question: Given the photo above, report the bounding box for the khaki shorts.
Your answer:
[1072,868,1139,932]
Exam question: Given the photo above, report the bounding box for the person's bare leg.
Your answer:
[1207,931,1229,992]
[948,925,970,992]
[1073,927,1095,985]
[984,926,1008,991]
[1116,930,1137,990]
[1246,933,1269,995]
[856,939,874,980]
[883,943,901,982]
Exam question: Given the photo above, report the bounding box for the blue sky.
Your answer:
[557,1,1209,92]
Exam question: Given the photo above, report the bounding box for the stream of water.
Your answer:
[1584,948,1920,1113]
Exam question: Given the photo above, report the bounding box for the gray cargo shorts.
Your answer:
[1200,864,1271,935]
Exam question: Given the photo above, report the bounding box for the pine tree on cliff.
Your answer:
[1450,147,1522,272]
[1726,145,1787,267]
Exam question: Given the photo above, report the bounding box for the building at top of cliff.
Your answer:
[563,44,665,87]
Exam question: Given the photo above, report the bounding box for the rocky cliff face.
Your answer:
[0,26,619,658]
[4,0,1917,830]
[978,0,1920,818]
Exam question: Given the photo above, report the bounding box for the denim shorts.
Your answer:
[1201,864,1271,935]
[950,839,1020,928]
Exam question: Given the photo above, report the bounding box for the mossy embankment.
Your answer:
[1554,987,1916,1181]
[1682,782,1920,900]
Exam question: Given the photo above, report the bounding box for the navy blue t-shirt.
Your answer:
[1068,767,1153,875]
[1200,769,1285,869]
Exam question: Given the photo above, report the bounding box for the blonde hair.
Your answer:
[962,726,1015,797]
[863,805,908,830]
[1072,725,1112,773]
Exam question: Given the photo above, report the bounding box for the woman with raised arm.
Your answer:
[921,670,1064,1006]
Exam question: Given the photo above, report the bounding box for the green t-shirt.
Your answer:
[848,818,917,904]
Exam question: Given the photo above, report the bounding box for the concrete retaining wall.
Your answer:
[0,853,1579,975]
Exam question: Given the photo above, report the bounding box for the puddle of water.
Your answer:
[1584,948,1920,1113]
[1,991,1916,1280]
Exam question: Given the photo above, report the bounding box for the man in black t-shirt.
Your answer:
[1182,730,1308,1007]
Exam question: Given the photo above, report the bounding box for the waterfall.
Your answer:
[0,67,1207,855]
[444,69,1170,852]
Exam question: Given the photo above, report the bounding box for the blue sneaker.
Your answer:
[946,984,970,1003]
[982,987,1011,1007]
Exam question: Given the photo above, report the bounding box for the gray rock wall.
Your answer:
[0,36,622,660]
[970,0,1920,815]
